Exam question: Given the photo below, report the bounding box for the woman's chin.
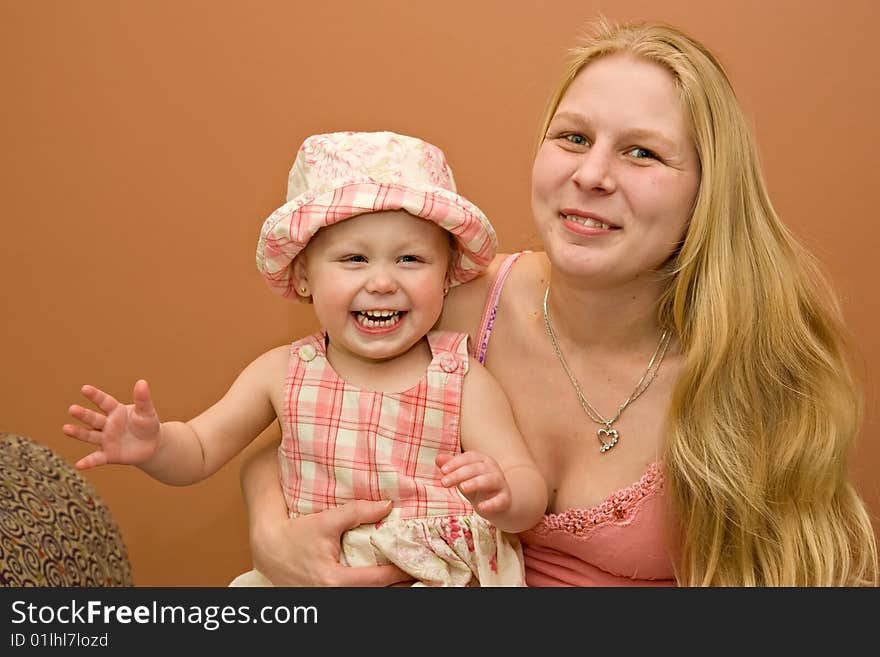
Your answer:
[543,239,610,277]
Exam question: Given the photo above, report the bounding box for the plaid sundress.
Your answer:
[231,329,525,587]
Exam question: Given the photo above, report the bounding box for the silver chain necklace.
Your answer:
[542,286,672,453]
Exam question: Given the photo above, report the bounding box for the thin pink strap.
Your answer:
[473,251,530,363]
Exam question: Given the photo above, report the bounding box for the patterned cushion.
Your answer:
[0,433,133,586]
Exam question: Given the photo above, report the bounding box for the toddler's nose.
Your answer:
[365,267,398,294]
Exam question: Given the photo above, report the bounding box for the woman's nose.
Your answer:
[570,146,616,193]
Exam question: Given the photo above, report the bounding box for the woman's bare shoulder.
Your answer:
[496,251,549,313]
[508,251,549,286]
[438,251,549,337]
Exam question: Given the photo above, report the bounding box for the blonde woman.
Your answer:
[240,18,877,586]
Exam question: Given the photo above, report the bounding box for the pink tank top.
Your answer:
[474,252,676,586]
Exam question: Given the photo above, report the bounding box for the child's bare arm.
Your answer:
[63,346,286,485]
[439,358,547,533]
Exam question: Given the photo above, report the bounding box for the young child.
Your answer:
[63,131,548,587]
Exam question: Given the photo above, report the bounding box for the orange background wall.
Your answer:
[2,1,878,585]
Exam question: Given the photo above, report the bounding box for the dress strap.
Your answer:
[426,330,470,374]
[473,251,530,364]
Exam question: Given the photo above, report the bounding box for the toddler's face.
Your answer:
[293,210,451,363]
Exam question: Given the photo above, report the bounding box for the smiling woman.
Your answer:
[531,53,701,288]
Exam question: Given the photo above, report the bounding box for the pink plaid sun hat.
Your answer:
[256,131,497,301]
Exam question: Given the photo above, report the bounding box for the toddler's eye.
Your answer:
[398,255,420,263]
[343,255,368,263]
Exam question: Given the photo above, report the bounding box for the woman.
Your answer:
[240,18,878,586]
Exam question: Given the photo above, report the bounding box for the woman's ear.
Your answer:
[291,257,311,299]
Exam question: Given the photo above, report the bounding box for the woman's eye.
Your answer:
[627,147,658,160]
[563,133,589,146]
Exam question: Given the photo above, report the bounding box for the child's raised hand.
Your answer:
[436,451,511,517]
[62,379,161,470]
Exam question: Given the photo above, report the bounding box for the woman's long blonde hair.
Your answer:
[538,17,877,585]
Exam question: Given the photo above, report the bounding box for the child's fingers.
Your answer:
[67,404,107,430]
[440,462,488,488]
[474,491,509,515]
[62,422,104,445]
[437,451,484,474]
[458,472,503,496]
[74,450,109,470]
[80,384,120,415]
[132,379,155,416]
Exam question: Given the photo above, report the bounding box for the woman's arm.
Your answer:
[240,441,411,586]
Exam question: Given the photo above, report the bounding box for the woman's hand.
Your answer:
[242,442,412,586]
[251,500,413,586]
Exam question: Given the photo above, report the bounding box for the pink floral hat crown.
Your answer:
[256,131,497,301]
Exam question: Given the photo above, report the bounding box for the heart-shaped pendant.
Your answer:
[597,427,619,453]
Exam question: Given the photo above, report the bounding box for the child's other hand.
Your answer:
[436,451,511,516]
[62,379,161,470]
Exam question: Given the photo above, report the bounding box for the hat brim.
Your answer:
[256,180,497,301]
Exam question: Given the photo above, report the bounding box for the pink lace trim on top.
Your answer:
[532,463,663,537]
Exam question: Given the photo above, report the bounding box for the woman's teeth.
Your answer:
[355,310,403,328]
[565,214,612,230]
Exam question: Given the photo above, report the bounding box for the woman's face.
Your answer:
[531,53,700,287]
